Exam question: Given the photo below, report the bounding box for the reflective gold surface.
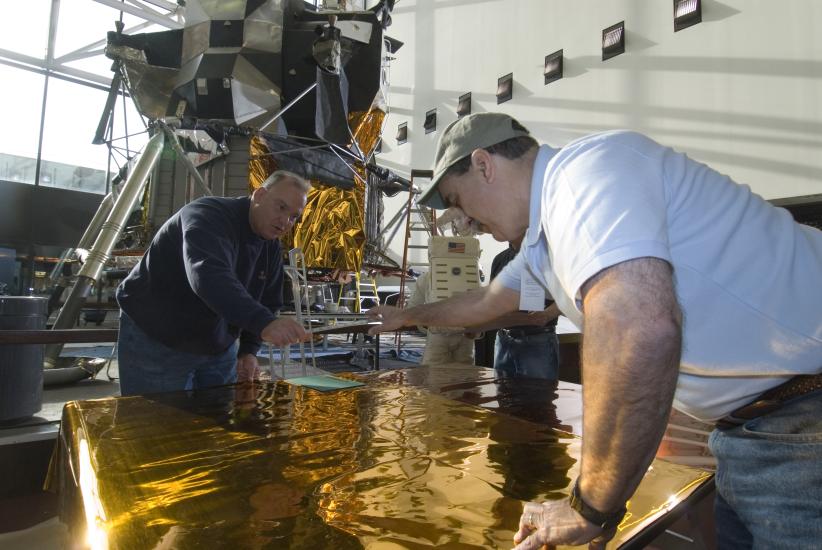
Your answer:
[47,367,711,549]
[249,132,364,270]
[247,109,384,270]
[349,108,385,159]
[249,135,278,192]
[288,180,366,271]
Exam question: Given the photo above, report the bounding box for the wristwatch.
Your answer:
[569,478,627,530]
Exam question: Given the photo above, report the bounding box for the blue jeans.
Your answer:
[494,330,559,380]
[118,311,239,396]
[708,389,822,550]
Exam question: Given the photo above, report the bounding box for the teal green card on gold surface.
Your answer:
[285,375,365,392]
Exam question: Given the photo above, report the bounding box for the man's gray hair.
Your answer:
[261,170,311,193]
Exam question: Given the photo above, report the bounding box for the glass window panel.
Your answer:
[40,78,111,194]
[0,0,51,60]
[0,65,46,184]
[64,56,118,81]
[53,0,172,81]
[54,0,155,59]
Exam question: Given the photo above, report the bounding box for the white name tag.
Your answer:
[519,268,545,312]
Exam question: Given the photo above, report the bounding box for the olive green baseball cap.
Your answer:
[419,112,531,209]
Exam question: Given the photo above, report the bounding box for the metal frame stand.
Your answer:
[279,248,317,378]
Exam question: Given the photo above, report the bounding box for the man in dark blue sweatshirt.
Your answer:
[116,170,310,395]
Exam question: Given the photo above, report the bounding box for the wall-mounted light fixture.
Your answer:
[457,92,471,118]
[602,21,625,61]
[396,122,407,145]
[424,108,437,134]
[674,0,701,31]
[544,49,563,85]
[496,73,513,104]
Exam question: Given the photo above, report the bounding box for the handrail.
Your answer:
[0,329,118,345]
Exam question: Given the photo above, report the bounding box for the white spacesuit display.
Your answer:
[408,215,481,365]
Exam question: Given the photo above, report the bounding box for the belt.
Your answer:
[715,373,822,430]
[499,326,555,338]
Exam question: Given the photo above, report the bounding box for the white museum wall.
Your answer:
[375,0,822,275]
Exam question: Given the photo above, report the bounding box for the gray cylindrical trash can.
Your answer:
[0,296,47,423]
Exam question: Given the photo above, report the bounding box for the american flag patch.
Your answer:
[448,242,465,253]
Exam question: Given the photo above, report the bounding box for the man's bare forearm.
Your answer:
[466,303,560,332]
[578,258,682,512]
[368,281,521,335]
[403,283,519,329]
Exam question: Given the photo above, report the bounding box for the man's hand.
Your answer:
[236,353,260,383]
[367,282,518,336]
[260,318,309,347]
[513,499,613,550]
[366,305,408,335]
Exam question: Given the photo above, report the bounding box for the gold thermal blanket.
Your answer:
[47,367,711,549]
[248,109,384,271]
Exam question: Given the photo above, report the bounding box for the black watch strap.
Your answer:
[569,478,627,530]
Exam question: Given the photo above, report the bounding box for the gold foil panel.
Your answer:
[248,108,388,270]
[349,108,385,159]
[46,367,711,549]
[290,181,365,270]
[248,134,278,192]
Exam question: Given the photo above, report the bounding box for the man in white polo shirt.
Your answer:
[367,112,822,549]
